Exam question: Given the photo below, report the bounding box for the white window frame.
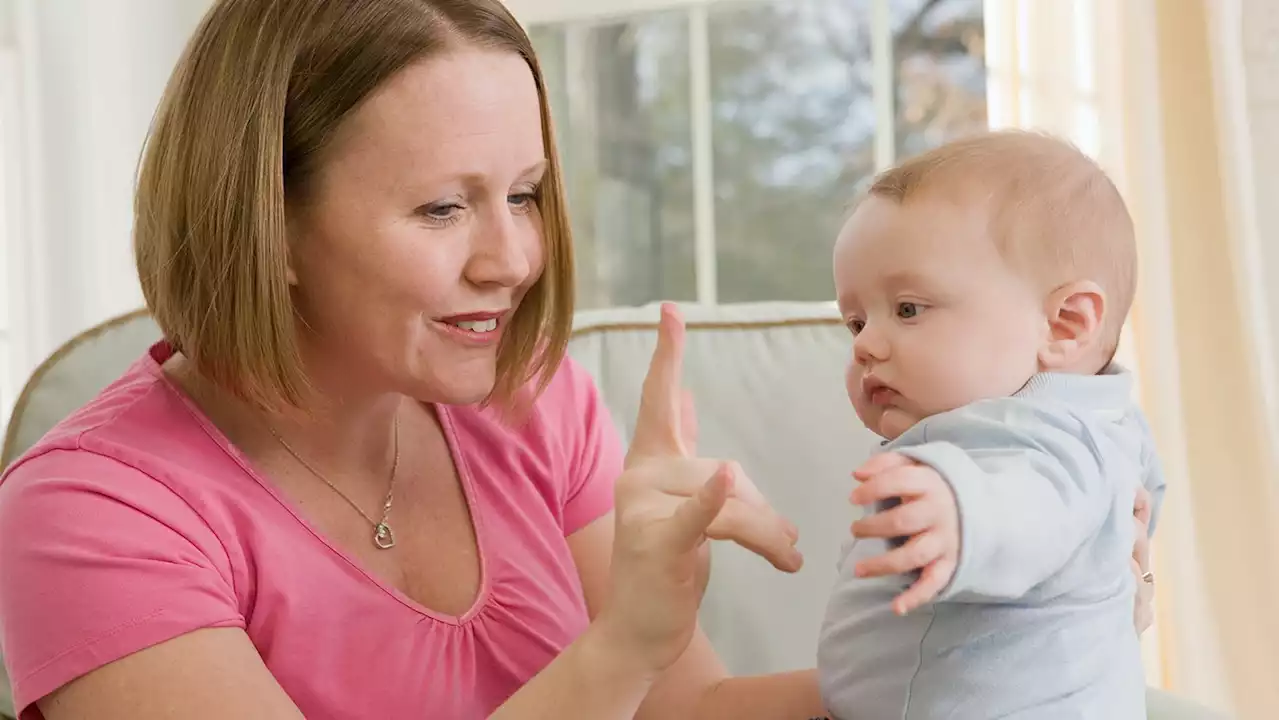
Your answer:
[505,0,898,304]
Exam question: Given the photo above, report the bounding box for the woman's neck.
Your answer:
[163,352,405,480]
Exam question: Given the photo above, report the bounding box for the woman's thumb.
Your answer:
[669,464,733,549]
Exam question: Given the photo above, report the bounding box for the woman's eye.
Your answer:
[419,202,464,224]
[897,302,920,319]
[508,193,536,210]
[509,185,541,212]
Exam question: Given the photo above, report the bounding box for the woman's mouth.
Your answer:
[448,318,497,333]
[434,311,506,345]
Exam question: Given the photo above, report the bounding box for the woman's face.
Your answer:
[288,48,547,405]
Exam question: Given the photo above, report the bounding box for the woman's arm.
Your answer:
[692,670,825,718]
[1132,486,1155,634]
[569,516,827,720]
[40,628,305,720]
[39,614,667,720]
[487,618,657,720]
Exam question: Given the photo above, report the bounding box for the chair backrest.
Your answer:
[568,301,879,673]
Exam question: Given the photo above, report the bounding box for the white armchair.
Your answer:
[1,304,1228,719]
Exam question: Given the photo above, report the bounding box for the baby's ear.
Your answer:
[1038,281,1106,370]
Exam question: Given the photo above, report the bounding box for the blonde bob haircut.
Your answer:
[134,0,575,412]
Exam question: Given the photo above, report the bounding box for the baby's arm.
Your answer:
[851,400,1119,609]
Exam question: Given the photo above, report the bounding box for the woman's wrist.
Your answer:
[585,613,667,685]
[690,669,828,719]
[488,621,657,719]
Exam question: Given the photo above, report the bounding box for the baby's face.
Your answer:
[834,195,1046,439]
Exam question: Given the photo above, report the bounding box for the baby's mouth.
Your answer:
[861,377,899,407]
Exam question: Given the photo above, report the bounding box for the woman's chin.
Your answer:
[406,367,497,406]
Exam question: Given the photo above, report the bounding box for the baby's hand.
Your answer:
[849,453,959,615]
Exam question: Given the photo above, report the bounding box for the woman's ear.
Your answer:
[1039,280,1106,370]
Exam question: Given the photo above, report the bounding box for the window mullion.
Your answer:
[871,0,895,170]
[688,4,716,304]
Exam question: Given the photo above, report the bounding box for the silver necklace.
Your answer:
[267,411,401,550]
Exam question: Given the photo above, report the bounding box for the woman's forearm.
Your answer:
[489,623,656,720]
[694,669,827,719]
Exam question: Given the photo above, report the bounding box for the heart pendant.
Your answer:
[373,522,396,550]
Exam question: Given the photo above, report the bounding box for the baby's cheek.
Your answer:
[925,352,1003,411]
[844,360,860,406]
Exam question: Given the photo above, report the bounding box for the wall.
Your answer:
[10,0,209,380]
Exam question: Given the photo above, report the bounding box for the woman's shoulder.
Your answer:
[0,351,245,719]
[1,343,245,517]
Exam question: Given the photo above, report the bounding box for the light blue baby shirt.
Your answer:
[817,366,1166,720]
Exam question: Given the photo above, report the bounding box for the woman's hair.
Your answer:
[134,0,574,411]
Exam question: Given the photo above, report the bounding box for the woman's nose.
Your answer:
[467,207,533,287]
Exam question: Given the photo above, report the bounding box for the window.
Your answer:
[521,0,987,307]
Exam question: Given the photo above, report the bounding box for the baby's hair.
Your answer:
[862,130,1137,351]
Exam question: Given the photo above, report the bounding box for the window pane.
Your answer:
[708,0,875,303]
[892,0,988,159]
[529,16,697,310]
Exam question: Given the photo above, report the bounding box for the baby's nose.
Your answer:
[853,325,889,363]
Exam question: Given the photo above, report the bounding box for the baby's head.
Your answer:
[834,130,1136,439]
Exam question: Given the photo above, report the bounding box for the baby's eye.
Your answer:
[896,302,920,319]
[847,318,865,335]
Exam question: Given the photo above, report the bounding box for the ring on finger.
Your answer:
[1141,571,1155,584]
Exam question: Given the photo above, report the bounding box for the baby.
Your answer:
[816,130,1166,719]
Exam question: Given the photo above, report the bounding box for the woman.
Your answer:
[0,1,1154,719]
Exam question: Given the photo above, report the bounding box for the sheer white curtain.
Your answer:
[4,0,210,397]
[1230,0,1278,404]
[985,1,1278,718]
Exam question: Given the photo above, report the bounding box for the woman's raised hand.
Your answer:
[600,303,803,675]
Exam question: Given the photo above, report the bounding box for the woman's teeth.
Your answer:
[451,319,497,332]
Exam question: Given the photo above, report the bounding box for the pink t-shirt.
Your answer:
[0,342,623,720]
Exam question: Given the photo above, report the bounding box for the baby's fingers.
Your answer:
[850,465,938,506]
[892,559,953,615]
[851,499,933,539]
[853,532,943,578]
